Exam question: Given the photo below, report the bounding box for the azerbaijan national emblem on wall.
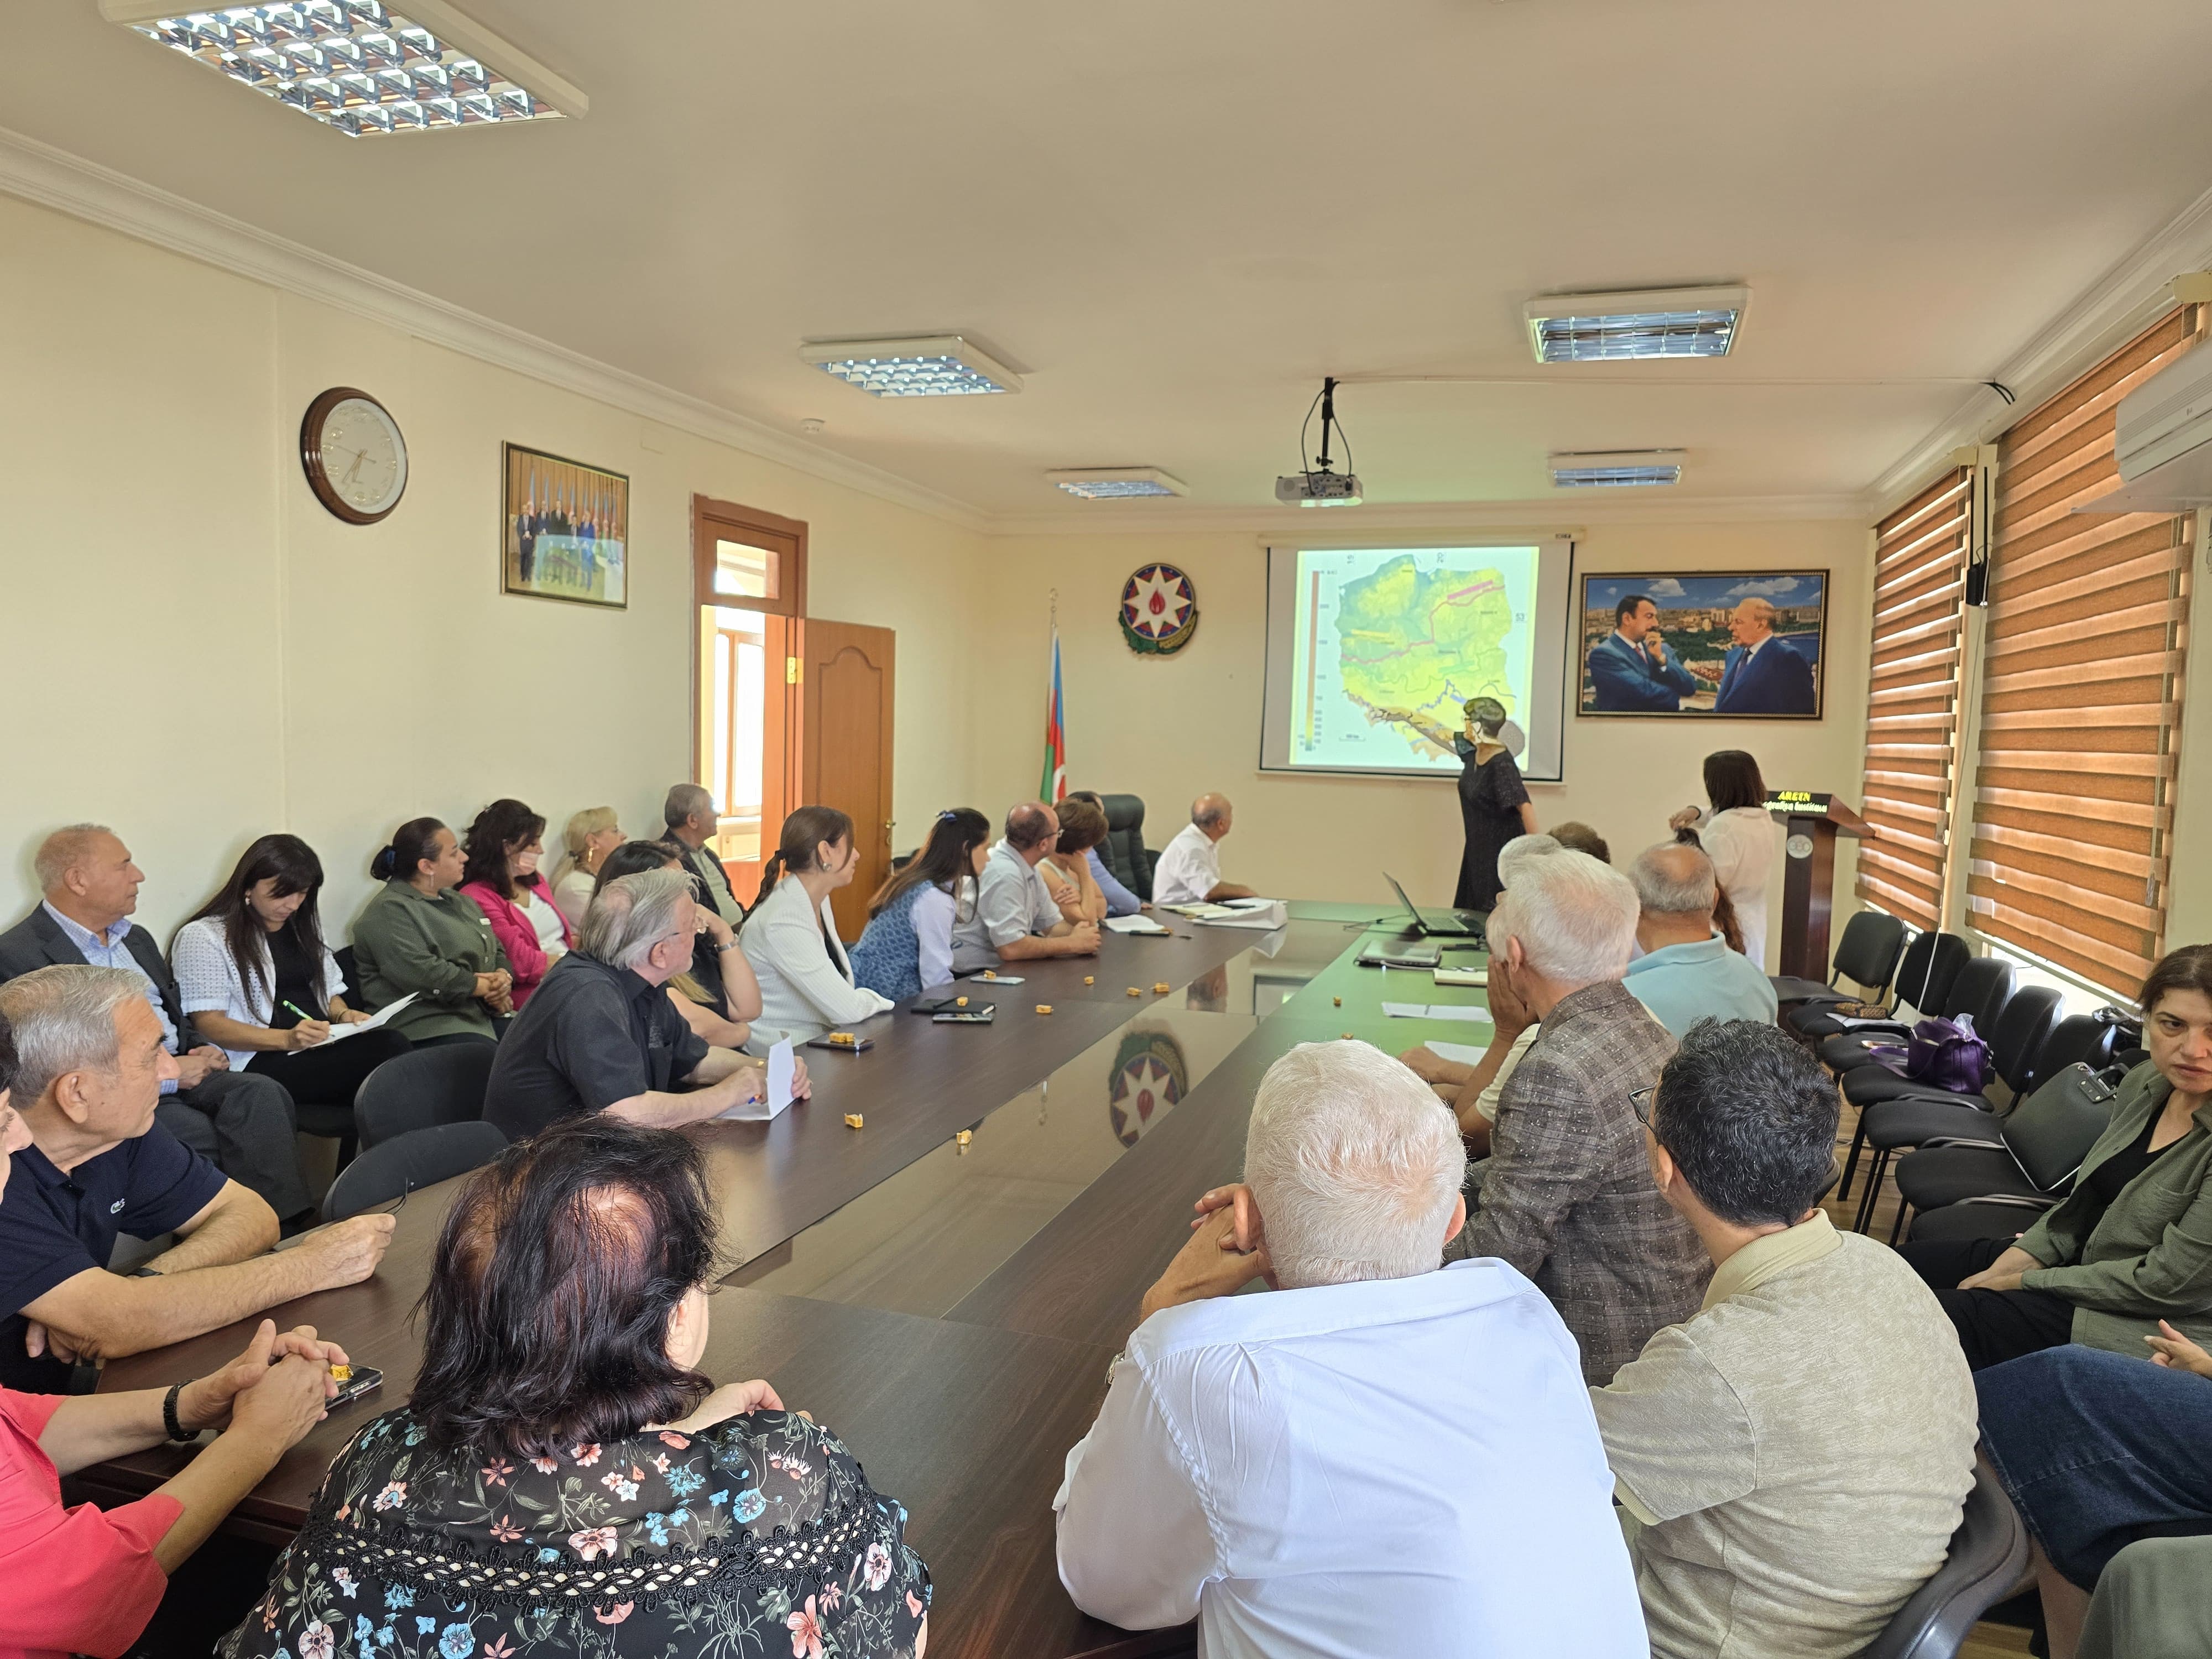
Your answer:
[1120,563,1199,655]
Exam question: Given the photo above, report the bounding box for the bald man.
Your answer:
[1151,795,1257,907]
[1712,599,1817,716]
[951,802,1101,971]
[1620,841,1778,1037]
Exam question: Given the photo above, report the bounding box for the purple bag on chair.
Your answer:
[1869,1013,1991,1094]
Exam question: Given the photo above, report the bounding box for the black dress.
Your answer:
[1452,737,1530,912]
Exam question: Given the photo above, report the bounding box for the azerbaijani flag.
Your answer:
[1040,623,1067,802]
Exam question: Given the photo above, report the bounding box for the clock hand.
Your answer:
[341,450,367,486]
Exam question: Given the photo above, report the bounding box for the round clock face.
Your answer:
[302,390,407,523]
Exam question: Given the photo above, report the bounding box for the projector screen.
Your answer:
[1259,541,1574,782]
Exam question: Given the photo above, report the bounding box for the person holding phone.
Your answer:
[0,1008,345,1659]
[171,834,410,1132]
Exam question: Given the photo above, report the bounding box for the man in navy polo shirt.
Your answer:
[0,966,395,1394]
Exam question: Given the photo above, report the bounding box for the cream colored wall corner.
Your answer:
[2160,513,2212,949]
[971,520,1872,969]
[1,194,985,942]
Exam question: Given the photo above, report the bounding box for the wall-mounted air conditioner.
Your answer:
[2079,328,2212,513]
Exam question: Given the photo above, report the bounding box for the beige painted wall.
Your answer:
[972,520,1874,968]
[1,194,984,943]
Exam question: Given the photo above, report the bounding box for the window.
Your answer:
[1855,466,1971,930]
[692,496,807,893]
[1965,307,2202,995]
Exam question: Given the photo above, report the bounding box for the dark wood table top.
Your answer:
[86,912,1464,1659]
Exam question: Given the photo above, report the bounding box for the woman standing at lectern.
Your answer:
[1670,750,1786,966]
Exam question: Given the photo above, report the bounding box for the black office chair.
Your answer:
[1791,931,1969,1044]
[353,1044,497,1151]
[1771,910,1908,1009]
[1850,986,2063,1233]
[1097,793,1155,901]
[1854,1464,2028,1659]
[1893,1058,2121,1244]
[323,1121,508,1222]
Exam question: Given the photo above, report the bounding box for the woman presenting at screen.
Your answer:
[1387,696,1537,912]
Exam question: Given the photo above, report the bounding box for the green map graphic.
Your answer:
[1337,555,1514,754]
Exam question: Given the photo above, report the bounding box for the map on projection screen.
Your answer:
[1284,545,1542,773]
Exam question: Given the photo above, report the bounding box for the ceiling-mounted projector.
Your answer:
[1277,376,1363,507]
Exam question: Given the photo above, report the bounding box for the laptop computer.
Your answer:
[1383,873,1485,938]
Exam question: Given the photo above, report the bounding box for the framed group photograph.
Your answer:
[1577,569,1828,718]
[503,442,629,609]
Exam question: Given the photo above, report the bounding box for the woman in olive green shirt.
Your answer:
[351,817,513,1046]
[1901,944,2212,1369]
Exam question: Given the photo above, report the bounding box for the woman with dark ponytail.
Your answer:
[352,817,514,1047]
[738,806,895,1047]
[849,807,991,1000]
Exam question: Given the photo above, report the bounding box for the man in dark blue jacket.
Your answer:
[1587,594,1698,712]
[1712,598,1818,716]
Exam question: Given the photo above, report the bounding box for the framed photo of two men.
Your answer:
[1577,570,1828,719]
[502,442,630,609]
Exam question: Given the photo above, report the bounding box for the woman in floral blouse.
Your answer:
[222,1119,930,1659]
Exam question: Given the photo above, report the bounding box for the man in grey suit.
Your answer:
[1455,848,1710,1383]
[0,825,309,1222]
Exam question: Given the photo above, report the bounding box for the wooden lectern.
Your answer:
[1766,791,1871,982]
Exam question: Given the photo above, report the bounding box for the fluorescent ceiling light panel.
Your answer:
[799,336,1022,397]
[100,0,586,137]
[1549,450,1685,488]
[1524,286,1749,363]
[1046,468,1187,499]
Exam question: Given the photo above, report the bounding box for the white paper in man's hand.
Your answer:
[719,1039,798,1121]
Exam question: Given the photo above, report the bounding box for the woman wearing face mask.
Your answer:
[459,799,572,1009]
[738,806,896,1049]
[171,834,413,1118]
[354,818,513,1047]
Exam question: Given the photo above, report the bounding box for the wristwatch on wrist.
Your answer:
[162,1381,201,1442]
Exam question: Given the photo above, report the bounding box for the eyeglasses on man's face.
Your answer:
[1629,1086,1658,1132]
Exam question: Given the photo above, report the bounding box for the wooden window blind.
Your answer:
[1855,466,1972,930]
[1967,307,2201,994]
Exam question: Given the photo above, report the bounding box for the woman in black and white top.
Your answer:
[172,834,411,1116]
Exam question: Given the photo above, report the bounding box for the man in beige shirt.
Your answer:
[1592,1018,1978,1659]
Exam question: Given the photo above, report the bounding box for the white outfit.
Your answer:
[1055,1258,1648,1659]
[1150,822,1224,906]
[739,875,895,1050]
[912,883,959,990]
[1699,805,1786,968]
[170,915,346,1072]
[521,884,568,962]
[551,868,597,933]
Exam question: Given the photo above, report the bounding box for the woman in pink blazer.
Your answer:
[458,799,573,1007]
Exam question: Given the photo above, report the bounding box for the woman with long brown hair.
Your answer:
[849,807,991,1000]
[1669,750,1783,966]
[738,807,895,1047]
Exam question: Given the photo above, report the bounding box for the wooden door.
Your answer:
[799,619,896,941]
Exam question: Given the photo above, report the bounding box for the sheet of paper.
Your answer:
[1381,1001,1493,1022]
[1432,967,1487,987]
[720,1039,797,1121]
[1425,1041,1490,1066]
[1381,1001,1431,1018]
[319,993,416,1042]
[1104,915,1172,935]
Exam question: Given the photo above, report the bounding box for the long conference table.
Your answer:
[82,901,1497,1658]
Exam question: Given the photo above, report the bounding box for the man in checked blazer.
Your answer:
[1454,848,1710,1384]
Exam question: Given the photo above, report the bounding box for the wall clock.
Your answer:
[1120,562,1198,655]
[300,388,408,524]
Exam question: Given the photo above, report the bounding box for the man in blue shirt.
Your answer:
[0,824,310,1221]
[1712,598,1818,716]
[0,966,395,1393]
[1588,595,1699,713]
[1621,843,1778,1036]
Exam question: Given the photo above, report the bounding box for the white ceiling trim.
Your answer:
[0,123,991,534]
[1863,176,2212,521]
[987,492,1863,539]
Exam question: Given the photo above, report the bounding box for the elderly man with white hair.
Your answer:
[1054,1040,1648,1659]
[483,870,802,1141]
[1712,597,1818,715]
[1620,840,1780,1036]
[1455,850,1709,1384]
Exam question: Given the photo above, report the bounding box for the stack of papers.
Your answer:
[1104,914,1173,935]
[318,994,415,1043]
[1380,1002,1494,1023]
[1197,899,1288,931]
